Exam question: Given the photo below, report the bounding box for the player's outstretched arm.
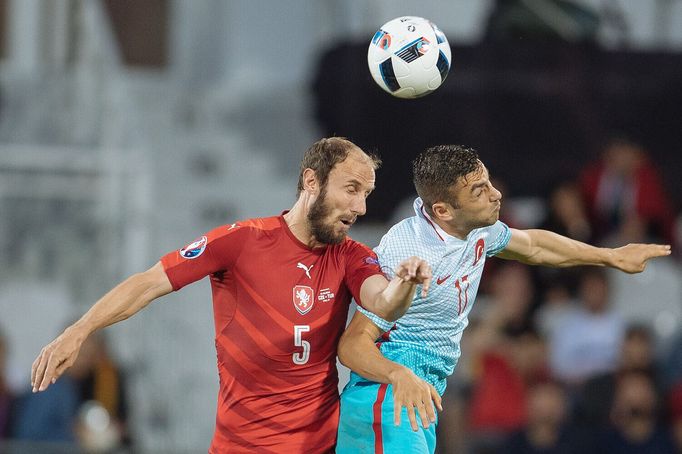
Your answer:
[31,261,172,393]
[359,256,432,321]
[338,311,442,431]
[497,228,671,273]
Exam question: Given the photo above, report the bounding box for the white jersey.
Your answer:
[355,198,511,394]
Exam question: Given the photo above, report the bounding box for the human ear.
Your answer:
[432,202,454,221]
[302,168,319,194]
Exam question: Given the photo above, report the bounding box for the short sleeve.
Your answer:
[356,305,394,333]
[160,224,249,291]
[485,221,511,257]
[343,241,384,308]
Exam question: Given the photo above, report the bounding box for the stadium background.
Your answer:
[0,0,680,452]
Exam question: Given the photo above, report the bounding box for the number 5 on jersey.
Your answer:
[293,325,310,365]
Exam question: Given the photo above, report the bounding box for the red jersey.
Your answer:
[160,215,383,453]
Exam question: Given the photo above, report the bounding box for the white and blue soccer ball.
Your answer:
[368,16,451,99]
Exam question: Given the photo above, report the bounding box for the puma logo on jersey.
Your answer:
[228,223,238,230]
[297,262,314,279]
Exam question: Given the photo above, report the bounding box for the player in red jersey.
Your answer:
[30,137,432,453]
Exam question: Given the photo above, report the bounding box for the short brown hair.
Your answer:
[297,137,381,196]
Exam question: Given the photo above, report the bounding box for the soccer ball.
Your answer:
[368,16,451,99]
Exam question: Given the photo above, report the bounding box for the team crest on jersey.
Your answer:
[179,236,207,259]
[473,238,485,266]
[293,285,314,315]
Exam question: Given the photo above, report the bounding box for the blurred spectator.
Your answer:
[502,380,585,454]
[664,331,682,390]
[0,329,13,440]
[11,333,128,449]
[476,262,536,336]
[467,328,549,453]
[576,324,660,428]
[597,371,675,453]
[460,263,539,452]
[580,136,676,247]
[540,181,592,243]
[69,332,129,450]
[11,371,79,443]
[669,383,682,453]
[534,273,579,340]
[435,384,468,454]
[548,268,625,384]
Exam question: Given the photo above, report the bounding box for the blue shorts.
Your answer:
[336,380,437,454]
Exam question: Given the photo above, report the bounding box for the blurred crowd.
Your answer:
[436,136,682,453]
[0,136,680,453]
[0,330,130,453]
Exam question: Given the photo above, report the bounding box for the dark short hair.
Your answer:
[412,145,481,214]
[297,137,381,196]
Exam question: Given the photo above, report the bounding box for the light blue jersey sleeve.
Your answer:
[485,221,511,256]
[355,225,405,333]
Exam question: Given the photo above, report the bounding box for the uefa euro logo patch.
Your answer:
[293,285,314,315]
[179,236,208,259]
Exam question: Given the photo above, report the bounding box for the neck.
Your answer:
[284,197,322,248]
[431,216,472,240]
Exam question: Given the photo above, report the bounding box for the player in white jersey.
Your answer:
[335,145,671,454]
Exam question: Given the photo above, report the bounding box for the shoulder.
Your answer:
[235,215,281,232]
[474,220,508,236]
[340,237,375,256]
[381,216,432,245]
[216,216,282,239]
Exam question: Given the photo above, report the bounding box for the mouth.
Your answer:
[339,217,356,228]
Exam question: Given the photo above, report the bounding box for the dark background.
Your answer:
[313,41,682,221]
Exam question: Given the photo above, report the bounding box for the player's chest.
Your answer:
[237,251,348,316]
[429,238,487,310]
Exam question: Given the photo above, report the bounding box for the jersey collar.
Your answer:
[279,211,327,254]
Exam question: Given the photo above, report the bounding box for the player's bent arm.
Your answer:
[359,256,432,321]
[338,311,402,383]
[497,228,671,273]
[31,261,172,392]
[338,311,441,430]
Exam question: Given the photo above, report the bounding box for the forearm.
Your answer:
[338,327,408,384]
[523,229,613,267]
[370,277,418,321]
[72,270,167,337]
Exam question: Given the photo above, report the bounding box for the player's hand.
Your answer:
[394,256,432,298]
[611,243,671,274]
[388,366,442,431]
[31,328,86,393]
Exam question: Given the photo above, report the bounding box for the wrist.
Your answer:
[602,247,618,268]
[387,364,412,384]
[66,322,94,341]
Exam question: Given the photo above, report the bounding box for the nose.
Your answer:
[491,185,502,202]
[351,194,366,216]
